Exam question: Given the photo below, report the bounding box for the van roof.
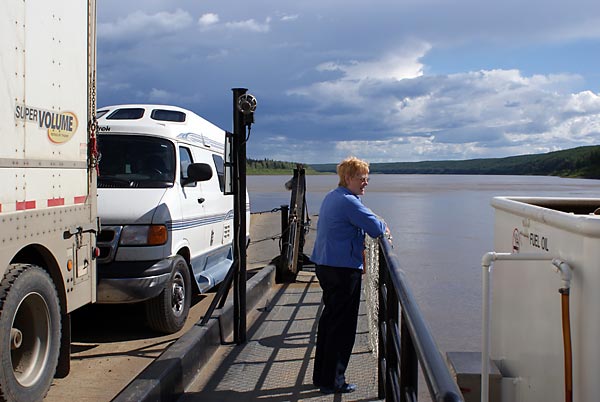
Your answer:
[96,104,225,152]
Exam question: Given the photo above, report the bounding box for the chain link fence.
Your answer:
[364,234,380,356]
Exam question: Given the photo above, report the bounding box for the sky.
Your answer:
[96,0,600,164]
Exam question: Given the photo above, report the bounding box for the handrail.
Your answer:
[372,235,464,402]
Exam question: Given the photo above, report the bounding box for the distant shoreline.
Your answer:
[248,145,600,179]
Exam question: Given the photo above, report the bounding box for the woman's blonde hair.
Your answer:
[337,156,369,187]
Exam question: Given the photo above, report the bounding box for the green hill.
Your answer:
[309,145,600,179]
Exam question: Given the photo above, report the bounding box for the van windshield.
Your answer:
[97,135,176,188]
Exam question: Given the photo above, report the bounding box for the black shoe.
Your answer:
[319,383,357,394]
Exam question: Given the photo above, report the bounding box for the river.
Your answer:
[247,174,600,354]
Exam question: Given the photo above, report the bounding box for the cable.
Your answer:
[251,207,284,215]
[249,235,283,244]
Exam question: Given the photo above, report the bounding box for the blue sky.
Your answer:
[96,0,600,164]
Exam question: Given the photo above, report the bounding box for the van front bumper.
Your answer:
[97,258,174,303]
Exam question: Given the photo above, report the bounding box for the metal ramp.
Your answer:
[180,270,382,401]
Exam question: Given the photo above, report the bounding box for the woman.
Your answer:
[311,156,387,394]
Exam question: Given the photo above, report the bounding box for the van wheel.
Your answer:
[0,264,61,402]
[145,256,191,334]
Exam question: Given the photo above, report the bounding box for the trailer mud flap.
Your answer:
[55,312,71,378]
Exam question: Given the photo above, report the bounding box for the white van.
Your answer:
[95,104,249,333]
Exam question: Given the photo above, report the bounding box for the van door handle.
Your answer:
[198,198,205,204]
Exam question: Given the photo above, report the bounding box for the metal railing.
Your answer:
[366,235,464,402]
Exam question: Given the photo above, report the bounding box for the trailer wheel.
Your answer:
[145,256,191,334]
[0,264,61,402]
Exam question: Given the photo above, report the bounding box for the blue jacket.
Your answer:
[311,186,386,270]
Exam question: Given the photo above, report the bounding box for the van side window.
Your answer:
[212,155,225,192]
[96,110,109,118]
[151,109,186,122]
[106,108,145,120]
[179,147,196,186]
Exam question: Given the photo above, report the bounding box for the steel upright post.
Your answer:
[232,88,248,344]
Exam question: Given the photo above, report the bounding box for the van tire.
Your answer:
[0,264,61,402]
[145,256,191,334]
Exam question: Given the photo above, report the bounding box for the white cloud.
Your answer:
[195,13,272,33]
[98,9,193,40]
[284,44,600,162]
[198,13,220,27]
[324,48,429,82]
[96,1,600,163]
[225,17,271,33]
[565,91,600,114]
[281,14,299,22]
[290,41,431,110]
[331,136,476,163]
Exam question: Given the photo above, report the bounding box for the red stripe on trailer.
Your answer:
[47,198,65,207]
[74,196,87,204]
[16,200,36,210]
[0,204,2,212]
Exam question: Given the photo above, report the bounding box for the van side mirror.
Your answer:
[182,163,213,186]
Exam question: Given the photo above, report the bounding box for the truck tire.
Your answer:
[145,256,191,334]
[0,264,61,402]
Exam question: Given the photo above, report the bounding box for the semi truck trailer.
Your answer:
[0,1,98,400]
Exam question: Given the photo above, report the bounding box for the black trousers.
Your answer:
[313,265,362,388]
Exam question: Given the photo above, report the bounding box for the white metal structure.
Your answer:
[95,104,249,334]
[489,197,600,402]
[0,1,97,401]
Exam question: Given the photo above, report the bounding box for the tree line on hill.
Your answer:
[247,158,301,171]
[307,145,600,179]
[247,146,600,178]
[246,158,320,174]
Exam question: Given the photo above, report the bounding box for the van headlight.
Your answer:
[120,225,168,246]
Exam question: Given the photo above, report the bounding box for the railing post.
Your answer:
[400,313,418,401]
[277,205,289,283]
[280,204,289,240]
[385,253,399,401]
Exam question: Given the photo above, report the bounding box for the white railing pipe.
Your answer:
[552,258,572,290]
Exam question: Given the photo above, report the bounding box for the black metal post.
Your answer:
[400,313,418,401]
[297,167,307,268]
[280,204,289,243]
[232,87,248,344]
[278,205,289,283]
[386,269,398,400]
